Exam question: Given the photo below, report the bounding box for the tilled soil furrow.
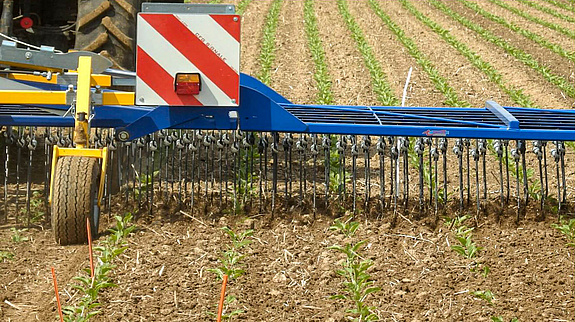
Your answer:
[441,0,575,91]
[314,0,377,106]
[240,0,273,77]
[414,0,571,108]
[477,0,575,53]
[269,0,315,105]
[362,0,509,107]
[344,0,447,108]
[511,0,575,31]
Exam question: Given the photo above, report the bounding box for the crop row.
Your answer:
[461,0,574,63]
[430,0,575,99]
[490,0,575,40]
[399,0,536,108]
[257,0,283,85]
[542,0,575,13]
[369,0,469,107]
[517,0,575,23]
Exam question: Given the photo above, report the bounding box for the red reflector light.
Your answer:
[175,73,201,95]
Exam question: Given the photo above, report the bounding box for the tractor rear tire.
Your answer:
[75,0,140,70]
[52,156,100,245]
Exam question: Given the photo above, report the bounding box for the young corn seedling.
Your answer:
[329,218,380,321]
[10,228,29,243]
[451,234,481,259]
[552,219,575,248]
[62,214,135,321]
[471,290,495,304]
[208,227,253,320]
[0,250,14,262]
[257,0,283,85]
[492,317,519,322]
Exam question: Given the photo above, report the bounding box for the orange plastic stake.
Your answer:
[216,274,229,322]
[86,217,94,279]
[51,267,64,322]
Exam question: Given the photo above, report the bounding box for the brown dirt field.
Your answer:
[314,0,378,106]
[0,1,574,322]
[440,0,575,88]
[414,0,572,108]
[270,0,316,105]
[347,0,453,108]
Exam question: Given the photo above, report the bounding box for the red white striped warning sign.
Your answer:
[136,13,240,106]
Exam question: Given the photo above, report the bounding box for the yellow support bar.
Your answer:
[0,90,135,105]
[6,73,112,87]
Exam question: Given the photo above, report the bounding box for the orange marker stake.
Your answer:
[51,267,64,322]
[86,217,94,279]
[216,274,229,322]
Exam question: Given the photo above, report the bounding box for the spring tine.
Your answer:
[258,134,267,212]
[175,135,183,207]
[136,138,145,210]
[15,127,24,223]
[157,130,165,198]
[149,134,157,217]
[282,134,289,201]
[311,135,318,218]
[249,133,256,207]
[558,142,566,204]
[3,128,12,223]
[144,136,151,210]
[551,147,561,219]
[511,148,521,221]
[271,132,279,216]
[415,138,424,214]
[494,140,504,210]
[165,132,173,202]
[362,136,371,208]
[296,135,304,206]
[389,137,396,207]
[472,143,479,215]
[453,139,463,212]
[478,139,487,200]
[542,141,549,200]
[181,132,190,205]
[26,129,36,227]
[351,137,358,214]
[463,138,471,206]
[518,140,529,206]
[231,132,239,213]
[504,140,510,203]
[431,145,439,216]
[263,133,268,199]
[376,137,386,211]
[439,138,448,209]
[323,135,330,204]
[402,137,409,209]
[533,141,544,213]
[107,132,116,215]
[223,132,231,206]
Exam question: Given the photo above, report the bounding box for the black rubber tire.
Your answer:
[52,156,100,245]
[75,0,140,70]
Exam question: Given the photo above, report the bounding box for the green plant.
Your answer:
[369,0,469,107]
[430,0,575,99]
[236,0,252,16]
[304,0,334,106]
[10,228,29,243]
[400,0,536,108]
[206,295,244,321]
[337,0,399,106]
[542,0,575,13]
[257,0,283,85]
[462,0,575,62]
[329,219,380,321]
[516,0,574,23]
[490,0,575,39]
[472,290,495,304]
[62,214,135,321]
[209,227,253,281]
[492,317,519,322]
[0,250,14,262]
[552,219,575,248]
[451,235,482,259]
[330,217,360,238]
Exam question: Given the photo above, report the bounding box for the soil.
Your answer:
[0,1,574,322]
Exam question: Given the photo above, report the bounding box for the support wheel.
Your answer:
[52,156,100,245]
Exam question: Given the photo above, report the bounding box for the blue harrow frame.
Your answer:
[1,73,574,141]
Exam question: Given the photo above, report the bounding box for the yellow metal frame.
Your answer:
[6,73,113,87]
[0,90,134,105]
[47,56,109,208]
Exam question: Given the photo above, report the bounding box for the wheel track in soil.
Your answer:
[0,229,86,321]
[441,0,575,95]
[507,0,575,33]
[269,0,315,105]
[414,0,571,108]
